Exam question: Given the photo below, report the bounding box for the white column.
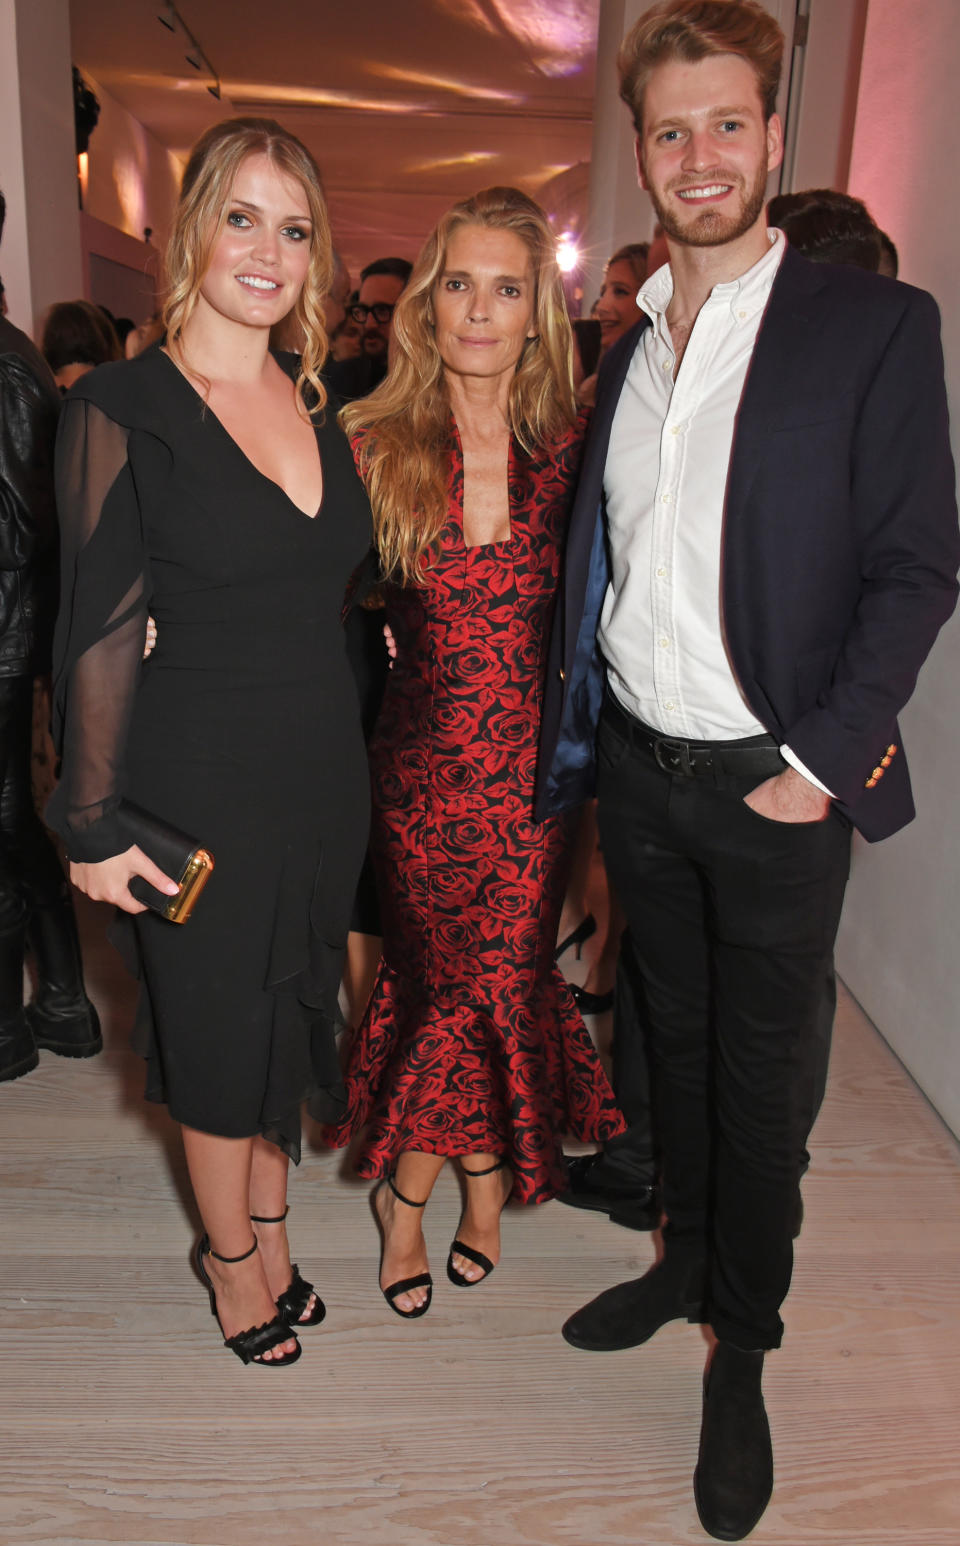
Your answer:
[0,0,82,337]
[582,0,654,309]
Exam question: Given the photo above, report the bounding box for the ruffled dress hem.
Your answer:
[325,960,625,1205]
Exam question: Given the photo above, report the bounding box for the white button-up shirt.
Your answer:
[598,229,827,791]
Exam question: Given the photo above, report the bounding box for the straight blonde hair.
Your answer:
[342,186,577,585]
[162,117,333,413]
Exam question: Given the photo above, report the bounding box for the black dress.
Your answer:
[48,346,372,1158]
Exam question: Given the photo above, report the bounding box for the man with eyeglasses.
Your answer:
[328,255,412,403]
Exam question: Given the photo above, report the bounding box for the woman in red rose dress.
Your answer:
[327,188,624,1318]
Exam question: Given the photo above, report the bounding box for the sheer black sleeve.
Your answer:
[47,397,150,861]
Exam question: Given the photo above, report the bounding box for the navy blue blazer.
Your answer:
[535,246,960,841]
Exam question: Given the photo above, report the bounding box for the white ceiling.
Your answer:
[69,0,600,273]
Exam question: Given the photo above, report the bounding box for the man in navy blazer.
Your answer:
[536,2,959,1538]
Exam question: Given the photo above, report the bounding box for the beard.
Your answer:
[646,158,770,249]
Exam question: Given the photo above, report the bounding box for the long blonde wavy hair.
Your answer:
[342,186,577,584]
[162,117,333,413]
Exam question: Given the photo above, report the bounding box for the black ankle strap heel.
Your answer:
[447,1157,512,1288]
[374,1174,433,1319]
[388,1174,428,1208]
[206,1236,258,1263]
[250,1205,289,1224]
[248,1205,325,1329]
[459,1158,509,1180]
[195,1233,302,1367]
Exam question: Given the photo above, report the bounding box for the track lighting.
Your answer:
[155,4,222,101]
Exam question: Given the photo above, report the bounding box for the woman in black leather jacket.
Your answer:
[0,309,100,1081]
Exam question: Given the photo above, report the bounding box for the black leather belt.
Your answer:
[603,693,785,780]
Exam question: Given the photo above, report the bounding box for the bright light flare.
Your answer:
[556,234,579,273]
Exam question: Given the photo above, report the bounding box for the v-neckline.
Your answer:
[158,346,325,521]
[449,413,515,552]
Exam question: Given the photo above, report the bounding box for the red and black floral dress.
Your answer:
[328,420,624,1204]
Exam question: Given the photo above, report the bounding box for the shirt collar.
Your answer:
[638,227,786,335]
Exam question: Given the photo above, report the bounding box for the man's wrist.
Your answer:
[780,744,835,799]
[780,766,832,811]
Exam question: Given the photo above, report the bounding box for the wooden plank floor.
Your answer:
[2,898,959,1546]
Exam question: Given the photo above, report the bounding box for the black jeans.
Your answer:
[0,676,67,933]
[597,932,660,1187]
[595,696,851,1350]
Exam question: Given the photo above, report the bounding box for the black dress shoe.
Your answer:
[694,1342,773,1541]
[561,1250,705,1351]
[557,1153,661,1231]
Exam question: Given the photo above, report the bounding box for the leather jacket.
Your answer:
[0,317,60,676]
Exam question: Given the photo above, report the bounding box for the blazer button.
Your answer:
[865,777,877,788]
[558,668,566,682]
[887,744,898,755]
[872,767,884,779]
[881,755,892,767]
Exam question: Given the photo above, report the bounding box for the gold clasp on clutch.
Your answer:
[163,849,215,923]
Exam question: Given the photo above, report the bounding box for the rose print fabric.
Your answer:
[328,421,624,1205]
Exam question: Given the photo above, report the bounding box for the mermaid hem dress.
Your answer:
[328,420,625,1203]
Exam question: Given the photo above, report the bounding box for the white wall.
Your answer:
[837,0,960,1137]
[81,75,184,253]
[0,0,82,336]
[785,0,868,192]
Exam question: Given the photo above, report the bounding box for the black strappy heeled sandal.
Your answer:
[446,1157,511,1288]
[554,912,597,962]
[250,1206,326,1328]
[374,1174,433,1319]
[195,1234,302,1366]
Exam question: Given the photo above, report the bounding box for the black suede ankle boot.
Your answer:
[694,1340,773,1541]
[24,896,101,1057]
[0,919,39,1082]
[561,1246,706,1351]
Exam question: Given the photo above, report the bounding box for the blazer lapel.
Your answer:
[725,246,828,519]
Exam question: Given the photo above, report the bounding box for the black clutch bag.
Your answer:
[119,801,215,923]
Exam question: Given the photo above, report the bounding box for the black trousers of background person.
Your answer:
[595,694,852,1351]
[0,677,67,931]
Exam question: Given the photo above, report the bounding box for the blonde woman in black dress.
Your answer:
[50,120,372,1366]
